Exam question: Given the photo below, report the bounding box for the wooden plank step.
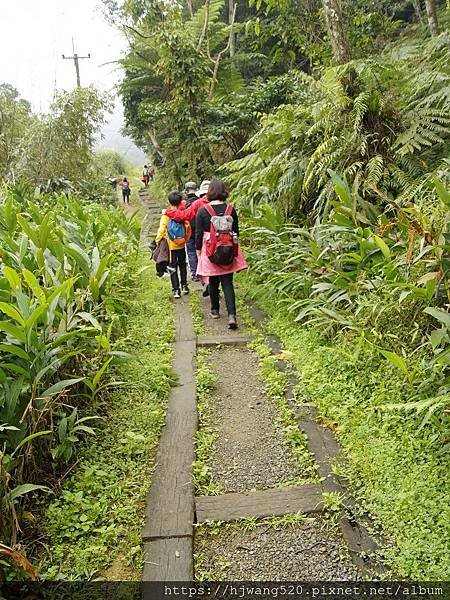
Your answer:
[196,335,253,348]
[143,537,192,581]
[142,301,197,542]
[195,484,323,523]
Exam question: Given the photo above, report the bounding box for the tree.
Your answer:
[17,86,111,184]
[322,0,351,64]
[424,0,439,36]
[0,84,32,179]
[229,0,236,57]
[92,149,131,178]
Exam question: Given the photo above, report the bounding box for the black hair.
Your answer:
[168,191,183,206]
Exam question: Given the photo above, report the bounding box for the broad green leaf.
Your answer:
[0,321,27,342]
[434,177,450,209]
[430,328,446,349]
[379,349,409,377]
[329,170,352,207]
[92,357,113,388]
[424,307,450,326]
[1,362,31,377]
[22,269,46,302]
[11,430,52,457]
[3,266,21,291]
[0,343,30,361]
[25,304,48,330]
[373,235,391,259]
[41,378,84,398]
[0,301,25,325]
[5,483,51,503]
[16,214,40,246]
[65,243,91,276]
[78,312,102,330]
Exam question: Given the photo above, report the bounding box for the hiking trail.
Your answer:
[138,187,382,582]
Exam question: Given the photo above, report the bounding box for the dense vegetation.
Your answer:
[0,65,173,579]
[0,0,448,582]
[0,186,140,574]
[113,0,449,579]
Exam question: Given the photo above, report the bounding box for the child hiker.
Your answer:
[164,179,211,295]
[156,191,191,299]
[195,179,247,329]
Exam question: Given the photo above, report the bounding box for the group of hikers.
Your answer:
[153,179,247,330]
[142,164,155,187]
[115,164,155,204]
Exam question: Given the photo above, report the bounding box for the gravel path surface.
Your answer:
[199,286,250,337]
[195,516,360,581]
[206,348,306,492]
[194,283,361,581]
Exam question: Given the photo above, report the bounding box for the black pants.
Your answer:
[209,273,236,316]
[170,248,187,291]
[122,190,130,203]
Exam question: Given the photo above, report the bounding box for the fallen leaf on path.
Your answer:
[274,351,294,360]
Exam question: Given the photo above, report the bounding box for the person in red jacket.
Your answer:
[165,179,210,224]
[164,179,211,291]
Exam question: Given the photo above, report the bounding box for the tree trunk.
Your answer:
[322,0,351,64]
[229,0,236,57]
[424,0,439,36]
[147,127,165,164]
[186,0,194,18]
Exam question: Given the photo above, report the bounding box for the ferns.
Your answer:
[223,28,450,216]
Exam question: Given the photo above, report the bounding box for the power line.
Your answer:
[62,38,91,88]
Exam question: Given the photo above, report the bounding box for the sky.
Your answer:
[0,0,146,165]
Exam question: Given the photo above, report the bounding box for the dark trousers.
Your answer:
[170,248,187,291]
[122,190,130,203]
[209,273,236,316]
[186,238,198,278]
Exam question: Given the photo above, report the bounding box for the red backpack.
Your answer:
[204,204,238,265]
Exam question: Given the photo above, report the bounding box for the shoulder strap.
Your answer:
[204,204,215,217]
[225,203,233,216]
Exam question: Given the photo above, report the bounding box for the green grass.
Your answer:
[193,349,223,497]
[240,276,450,580]
[189,291,204,336]
[39,252,175,580]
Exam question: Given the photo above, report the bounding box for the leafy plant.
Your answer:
[51,409,101,463]
[0,185,141,549]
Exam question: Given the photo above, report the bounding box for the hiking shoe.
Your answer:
[202,284,210,298]
[181,285,189,295]
[210,310,220,319]
[227,315,238,330]
[173,290,181,299]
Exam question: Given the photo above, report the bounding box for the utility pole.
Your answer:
[62,38,91,88]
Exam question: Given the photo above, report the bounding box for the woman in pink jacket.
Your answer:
[195,179,247,330]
